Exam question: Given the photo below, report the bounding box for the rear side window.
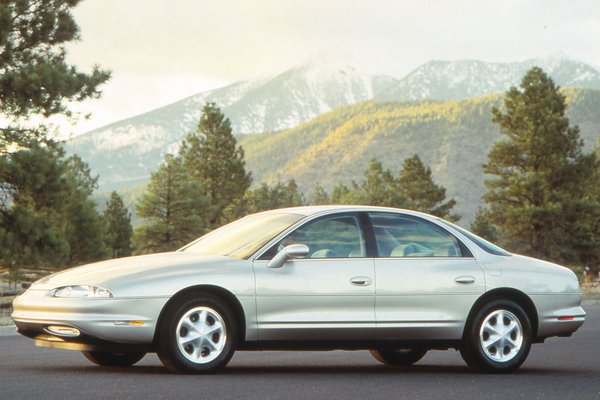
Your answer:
[439,220,511,256]
[369,213,465,258]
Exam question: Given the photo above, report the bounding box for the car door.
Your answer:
[253,213,375,341]
[368,212,485,341]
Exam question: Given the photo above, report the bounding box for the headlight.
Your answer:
[49,285,113,298]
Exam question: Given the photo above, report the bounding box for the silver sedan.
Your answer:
[12,206,585,373]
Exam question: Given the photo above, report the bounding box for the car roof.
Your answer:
[264,205,439,220]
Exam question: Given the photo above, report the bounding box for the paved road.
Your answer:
[1,305,599,400]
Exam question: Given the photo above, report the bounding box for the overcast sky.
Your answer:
[64,0,600,135]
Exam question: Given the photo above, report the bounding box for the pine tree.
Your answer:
[327,157,456,217]
[349,158,403,206]
[470,208,498,243]
[580,139,600,269]
[181,102,251,228]
[104,191,133,258]
[395,154,459,221]
[0,1,110,272]
[0,144,108,269]
[0,0,110,150]
[0,145,70,269]
[283,179,304,207]
[331,183,351,204]
[357,158,395,206]
[246,179,304,213]
[308,183,330,205]
[483,67,599,263]
[134,155,208,254]
[63,154,109,265]
[245,183,272,212]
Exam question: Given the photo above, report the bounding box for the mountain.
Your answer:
[66,54,600,201]
[378,55,600,101]
[238,88,600,224]
[66,55,397,189]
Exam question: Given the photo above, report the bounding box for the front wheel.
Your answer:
[461,300,532,373]
[82,350,146,367]
[370,347,428,366]
[156,293,237,374]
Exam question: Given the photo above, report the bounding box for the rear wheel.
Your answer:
[370,347,428,366]
[82,350,146,367]
[461,299,532,373]
[156,293,237,374]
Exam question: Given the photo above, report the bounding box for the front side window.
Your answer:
[261,215,366,259]
[370,213,463,257]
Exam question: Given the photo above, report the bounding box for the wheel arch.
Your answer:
[153,285,247,346]
[464,288,539,339]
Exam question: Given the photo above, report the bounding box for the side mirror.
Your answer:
[267,244,309,269]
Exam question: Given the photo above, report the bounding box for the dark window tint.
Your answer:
[370,213,463,257]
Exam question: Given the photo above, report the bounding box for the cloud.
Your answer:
[65,0,600,134]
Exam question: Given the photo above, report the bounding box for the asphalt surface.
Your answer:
[1,305,599,400]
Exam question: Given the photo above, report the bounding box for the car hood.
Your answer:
[30,252,237,291]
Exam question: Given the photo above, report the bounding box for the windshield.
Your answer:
[180,212,304,259]
[440,220,511,256]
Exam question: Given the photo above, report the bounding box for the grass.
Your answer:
[0,291,15,325]
[582,283,600,301]
[0,299,13,326]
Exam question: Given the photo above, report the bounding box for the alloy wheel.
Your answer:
[479,309,523,363]
[176,306,227,364]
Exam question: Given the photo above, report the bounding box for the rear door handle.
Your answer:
[350,276,372,286]
[455,275,475,284]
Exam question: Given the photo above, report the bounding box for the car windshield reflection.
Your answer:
[180,212,304,259]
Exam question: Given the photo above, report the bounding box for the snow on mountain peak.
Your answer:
[378,55,600,101]
[66,54,600,192]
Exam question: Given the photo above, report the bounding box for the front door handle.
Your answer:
[350,276,372,286]
[455,275,475,284]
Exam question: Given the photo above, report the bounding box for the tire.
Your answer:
[370,347,428,366]
[460,299,532,373]
[82,350,146,367]
[156,293,237,374]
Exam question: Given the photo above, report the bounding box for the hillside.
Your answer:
[66,56,395,190]
[66,55,600,192]
[239,88,600,224]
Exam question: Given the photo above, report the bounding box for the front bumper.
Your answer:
[12,289,170,350]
